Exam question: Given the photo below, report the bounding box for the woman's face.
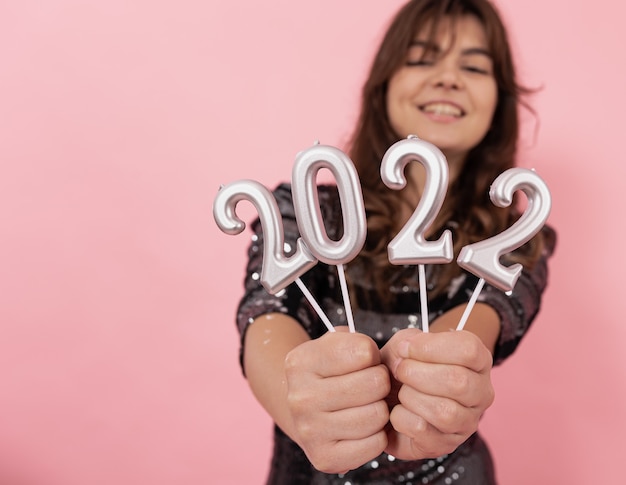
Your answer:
[386,14,498,167]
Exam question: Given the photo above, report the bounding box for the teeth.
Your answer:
[422,103,462,117]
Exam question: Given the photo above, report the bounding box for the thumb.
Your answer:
[380,328,423,376]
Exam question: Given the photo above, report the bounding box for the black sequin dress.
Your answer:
[236,184,556,485]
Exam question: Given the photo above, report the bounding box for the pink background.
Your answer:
[1,1,624,484]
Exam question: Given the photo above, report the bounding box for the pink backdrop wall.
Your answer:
[1,1,624,484]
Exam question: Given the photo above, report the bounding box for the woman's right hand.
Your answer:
[284,328,390,474]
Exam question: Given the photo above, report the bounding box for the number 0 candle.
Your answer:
[291,143,367,333]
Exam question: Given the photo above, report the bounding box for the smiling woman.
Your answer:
[234,0,555,484]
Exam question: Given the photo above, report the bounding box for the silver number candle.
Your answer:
[380,135,453,332]
[456,168,552,330]
[291,143,367,333]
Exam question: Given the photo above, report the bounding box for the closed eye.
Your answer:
[462,65,490,75]
[406,59,434,67]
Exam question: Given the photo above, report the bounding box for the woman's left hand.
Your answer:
[380,328,495,460]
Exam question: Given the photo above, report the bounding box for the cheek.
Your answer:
[486,82,498,116]
[478,84,498,128]
[385,82,403,133]
[386,71,414,109]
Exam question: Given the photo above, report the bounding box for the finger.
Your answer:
[389,405,465,459]
[319,364,391,411]
[289,364,389,413]
[380,328,423,373]
[394,359,493,408]
[286,331,382,378]
[293,400,388,447]
[399,330,492,373]
[397,385,481,436]
[323,400,390,441]
[305,430,388,475]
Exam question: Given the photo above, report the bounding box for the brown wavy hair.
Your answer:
[347,0,544,300]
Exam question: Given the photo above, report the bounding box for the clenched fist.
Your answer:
[381,328,495,460]
[284,328,391,473]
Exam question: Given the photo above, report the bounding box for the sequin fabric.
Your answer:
[236,184,556,485]
[267,426,496,485]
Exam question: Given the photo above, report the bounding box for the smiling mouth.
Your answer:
[419,102,464,118]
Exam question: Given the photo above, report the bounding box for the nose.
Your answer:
[431,61,463,90]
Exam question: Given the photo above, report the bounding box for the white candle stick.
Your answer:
[455,277,485,331]
[294,277,335,333]
[418,264,429,332]
[336,263,356,333]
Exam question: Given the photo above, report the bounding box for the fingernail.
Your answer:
[398,340,410,358]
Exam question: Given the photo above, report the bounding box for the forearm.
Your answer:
[243,313,310,441]
[429,302,500,355]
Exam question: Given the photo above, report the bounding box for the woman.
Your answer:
[236,0,556,483]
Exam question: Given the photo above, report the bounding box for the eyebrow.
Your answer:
[410,40,492,58]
